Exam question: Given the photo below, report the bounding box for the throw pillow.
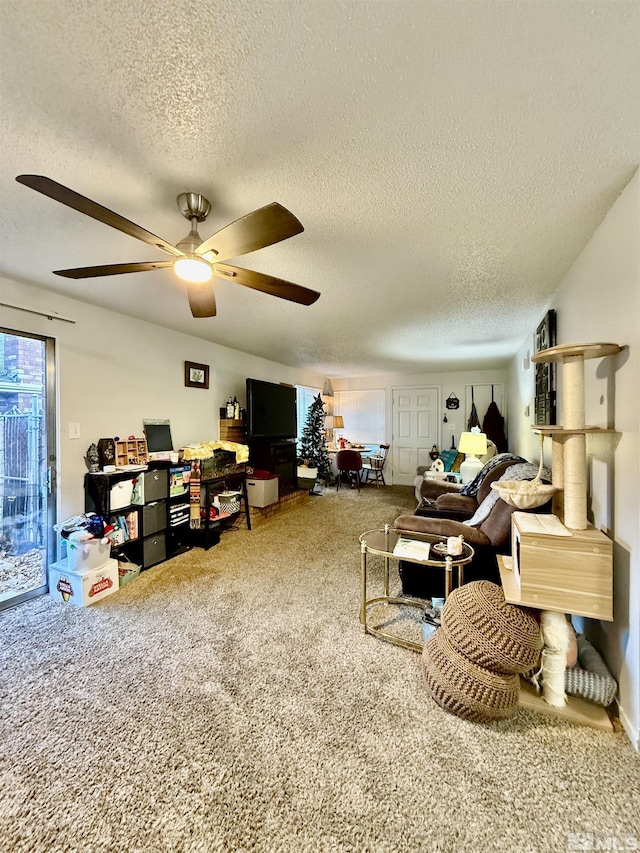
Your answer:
[439,449,458,472]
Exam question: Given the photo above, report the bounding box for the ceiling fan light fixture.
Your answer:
[174,255,212,283]
[16,176,319,318]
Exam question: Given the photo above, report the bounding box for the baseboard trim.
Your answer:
[616,699,640,753]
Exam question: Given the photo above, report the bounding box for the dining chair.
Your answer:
[335,450,363,492]
[361,443,390,487]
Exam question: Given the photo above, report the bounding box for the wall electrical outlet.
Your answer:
[69,422,81,439]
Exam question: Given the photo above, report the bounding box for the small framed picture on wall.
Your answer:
[185,361,210,389]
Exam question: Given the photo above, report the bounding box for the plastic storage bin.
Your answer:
[245,475,278,507]
[65,537,111,572]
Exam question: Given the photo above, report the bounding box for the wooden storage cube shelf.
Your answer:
[219,419,247,443]
[115,438,148,466]
[505,512,613,620]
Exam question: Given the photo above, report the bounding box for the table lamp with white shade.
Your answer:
[458,430,488,484]
[324,415,344,444]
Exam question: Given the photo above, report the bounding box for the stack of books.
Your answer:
[392,537,432,561]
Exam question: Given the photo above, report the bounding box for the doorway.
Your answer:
[0,328,56,609]
[391,387,440,486]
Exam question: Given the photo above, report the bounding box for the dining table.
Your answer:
[327,444,375,476]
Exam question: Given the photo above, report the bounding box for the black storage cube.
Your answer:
[142,501,166,536]
[143,533,166,567]
[139,469,169,503]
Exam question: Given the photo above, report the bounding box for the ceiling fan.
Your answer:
[15,175,320,318]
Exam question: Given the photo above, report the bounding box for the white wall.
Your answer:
[333,367,509,473]
[508,169,640,748]
[0,277,324,522]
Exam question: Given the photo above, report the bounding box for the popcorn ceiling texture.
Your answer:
[0,0,638,375]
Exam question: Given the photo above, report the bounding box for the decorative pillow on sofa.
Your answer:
[439,449,458,472]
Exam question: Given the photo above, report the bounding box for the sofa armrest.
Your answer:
[435,494,478,514]
[418,479,463,501]
[394,515,491,548]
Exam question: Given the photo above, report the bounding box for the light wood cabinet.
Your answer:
[503,512,613,620]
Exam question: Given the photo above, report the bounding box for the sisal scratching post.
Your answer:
[562,355,585,429]
[540,611,570,707]
[551,435,565,521]
[562,354,587,530]
[563,434,587,529]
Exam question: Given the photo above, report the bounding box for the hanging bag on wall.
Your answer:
[482,385,508,452]
[467,387,481,431]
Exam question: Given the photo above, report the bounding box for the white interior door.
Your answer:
[392,387,439,486]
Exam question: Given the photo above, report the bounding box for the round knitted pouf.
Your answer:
[441,581,542,675]
[422,629,520,722]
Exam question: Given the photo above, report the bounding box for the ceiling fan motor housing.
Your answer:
[177,192,211,222]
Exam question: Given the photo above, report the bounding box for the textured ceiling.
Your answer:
[1,0,638,377]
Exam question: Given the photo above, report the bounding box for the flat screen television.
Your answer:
[246,378,297,440]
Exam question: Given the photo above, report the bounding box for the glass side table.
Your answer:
[359,524,474,652]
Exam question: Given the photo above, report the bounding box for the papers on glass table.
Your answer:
[392,537,432,561]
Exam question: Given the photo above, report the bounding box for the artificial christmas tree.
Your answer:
[297,394,331,490]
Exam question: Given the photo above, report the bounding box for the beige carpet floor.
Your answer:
[1,484,638,853]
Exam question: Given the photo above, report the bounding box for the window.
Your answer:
[295,385,322,447]
[334,389,385,445]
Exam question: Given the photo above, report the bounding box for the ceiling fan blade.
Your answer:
[54,261,175,279]
[186,282,216,318]
[195,203,303,262]
[213,263,320,306]
[16,175,183,257]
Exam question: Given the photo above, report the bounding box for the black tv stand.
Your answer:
[248,438,297,496]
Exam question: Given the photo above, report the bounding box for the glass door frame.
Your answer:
[0,326,57,610]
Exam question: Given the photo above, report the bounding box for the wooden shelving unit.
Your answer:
[219,419,246,443]
[115,438,148,467]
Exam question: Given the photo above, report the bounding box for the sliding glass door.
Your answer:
[0,328,56,609]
